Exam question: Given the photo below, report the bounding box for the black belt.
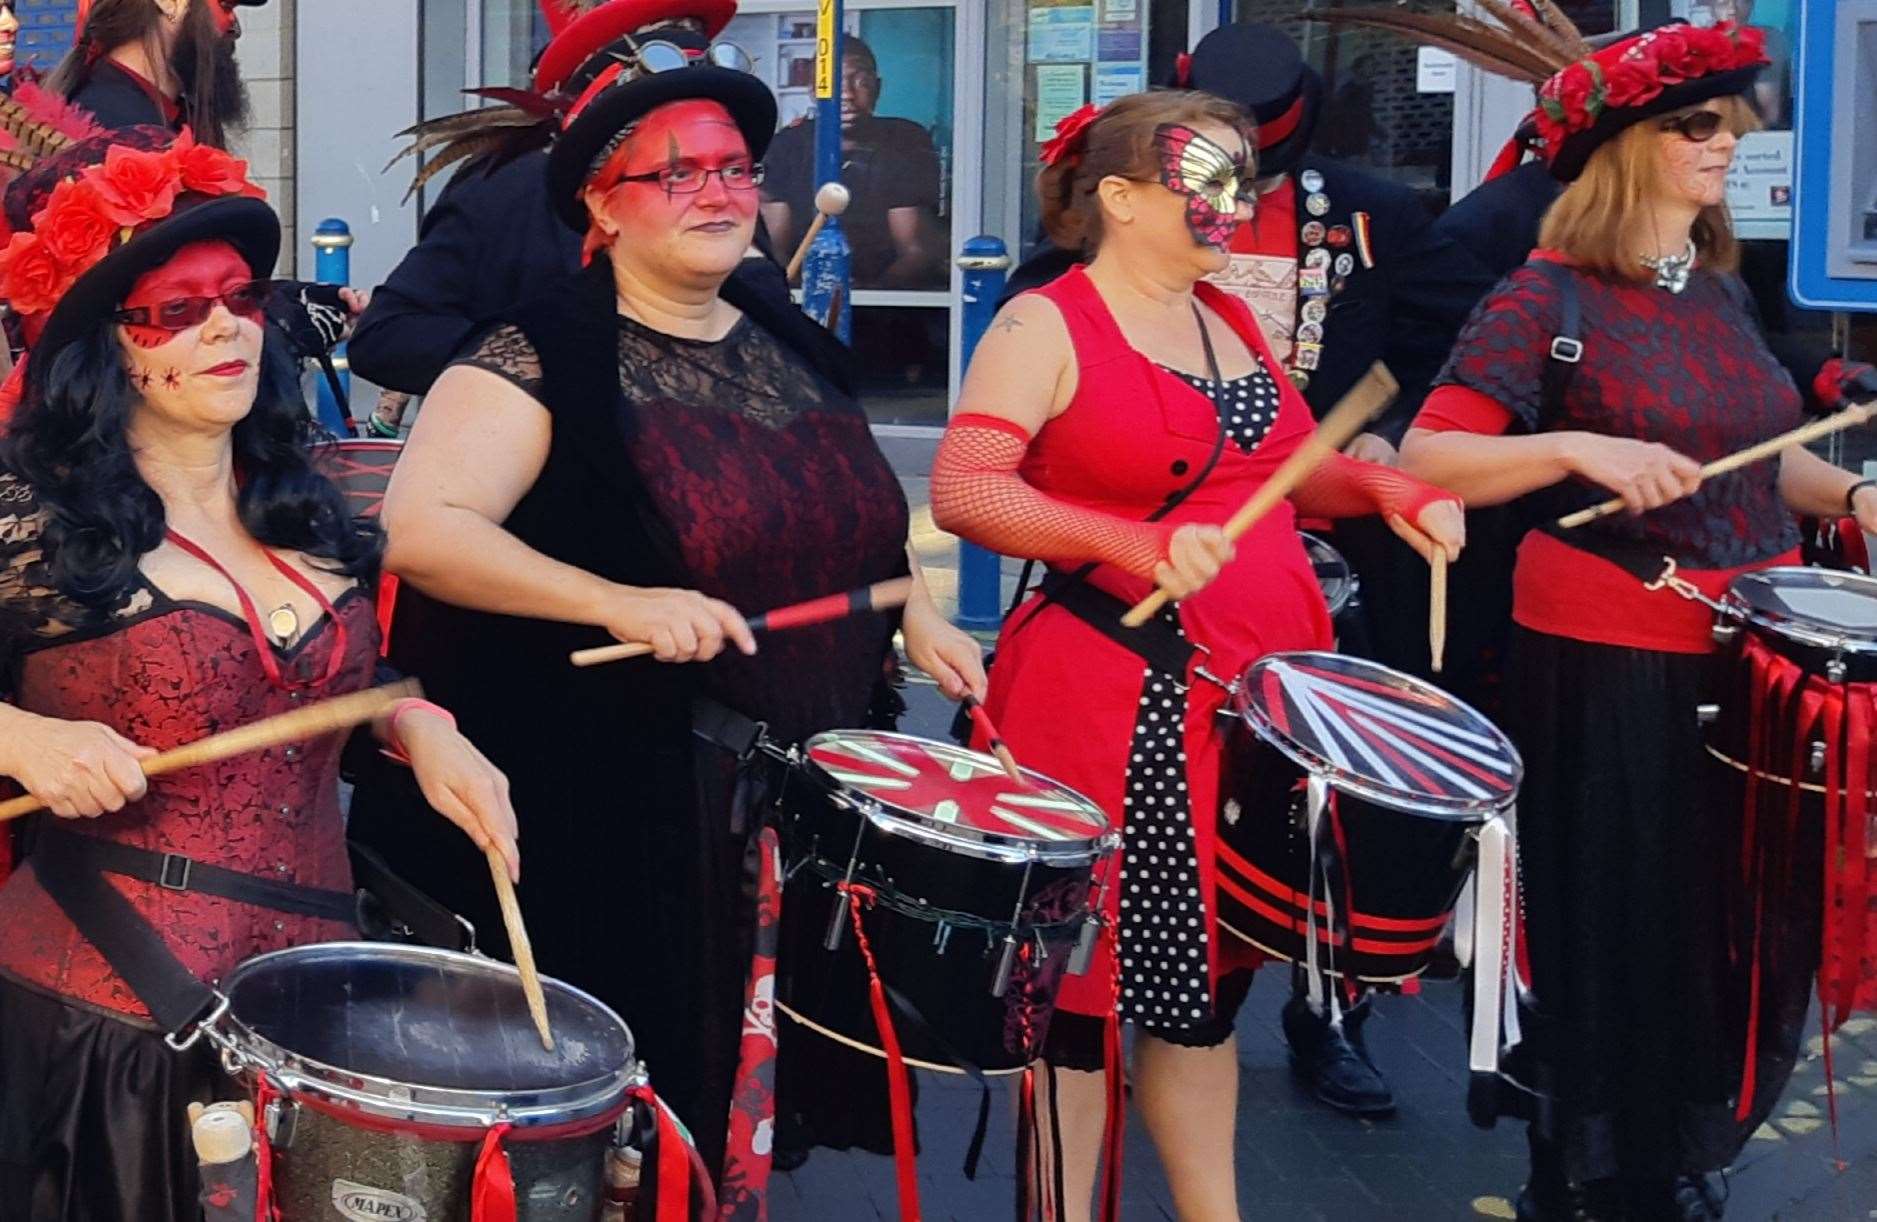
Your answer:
[36,826,357,923]
[1049,579,1201,679]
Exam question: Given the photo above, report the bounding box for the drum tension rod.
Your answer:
[990,862,1036,998]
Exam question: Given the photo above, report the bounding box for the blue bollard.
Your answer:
[309,218,353,435]
[953,235,1012,631]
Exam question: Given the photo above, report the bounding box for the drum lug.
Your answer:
[264,1097,300,1151]
[1810,740,1828,777]
[1711,620,1740,647]
[990,933,1019,998]
[1829,657,1849,684]
[1696,703,1719,726]
[822,893,851,952]
[1068,916,1101,976]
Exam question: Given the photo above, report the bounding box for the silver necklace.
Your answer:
[1641,240,1697,294]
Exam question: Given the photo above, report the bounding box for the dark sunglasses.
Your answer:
[1659,110,1727,143]
[114,279,273,331]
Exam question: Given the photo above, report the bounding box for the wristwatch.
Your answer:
[1845,478,1877,514]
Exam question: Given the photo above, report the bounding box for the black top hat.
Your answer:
[1182,22,1322,178]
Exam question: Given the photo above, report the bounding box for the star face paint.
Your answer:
[1153,124,1254,249]
[583,99,759,274]
[117,240,265,433]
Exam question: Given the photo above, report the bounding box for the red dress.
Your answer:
[983,267,1333,1021]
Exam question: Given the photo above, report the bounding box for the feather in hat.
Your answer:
[1300,0,1589,86]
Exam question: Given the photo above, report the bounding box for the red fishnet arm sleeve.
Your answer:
[931,413,1172,580]
[1288,450,1462,522]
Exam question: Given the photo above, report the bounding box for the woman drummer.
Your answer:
[0,126,517,1220]
[346,1,983,1181]
[930,91,1463,1220]
[1399,22,1877,1218]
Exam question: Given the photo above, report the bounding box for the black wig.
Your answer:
[2,321,381,611]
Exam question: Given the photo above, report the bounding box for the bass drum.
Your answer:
[777,730,1116,1073]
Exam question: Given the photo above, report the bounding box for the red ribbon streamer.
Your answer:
[1097,926,1125,1222]
[838,882,921,1222]
[470,1124,516,1222]
[720,827,783,1222]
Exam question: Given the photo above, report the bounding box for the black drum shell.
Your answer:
[1215,730,1480,983]
[776,769,1098,1073]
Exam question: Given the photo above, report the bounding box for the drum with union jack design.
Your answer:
[776,730,1117,1073]
[1219,651,1522,983]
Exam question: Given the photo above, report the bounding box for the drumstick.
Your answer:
[785,182,852,282]
[1121,363,1398,628]
[569,577,916,668]
[487,847,554,1052]
[961,694,1024,785]
[1429,549,1448,674]
[0,680,419,823]
[1556,398,1877,529]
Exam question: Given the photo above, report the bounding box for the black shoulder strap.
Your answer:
[1531,260,1582,421]
[1004,301,1232,630]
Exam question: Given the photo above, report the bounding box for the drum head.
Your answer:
[223,943,634,1125]
[1727,567,1877,654]
[1232,651,1521,820]
[1299,532,1354,616]
[804,730,1113,864]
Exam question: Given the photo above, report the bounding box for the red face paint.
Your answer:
[584,99,757,265]
[208,0,238,38]
[119,240,253,349]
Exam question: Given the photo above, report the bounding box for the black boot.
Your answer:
[1281,991,1395,1117]
[1517,1132,1627,1221]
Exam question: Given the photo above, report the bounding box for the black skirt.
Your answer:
[1509,627,1737,1182]
[0,977,238,1222]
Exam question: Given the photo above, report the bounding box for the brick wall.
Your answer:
[231,0,297,275]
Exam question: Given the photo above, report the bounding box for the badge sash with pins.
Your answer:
[1290,168,1339,389]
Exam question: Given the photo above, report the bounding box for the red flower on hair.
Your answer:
[31,177,116,271]
[171,129,264,199]
[90,144,181,226]
[0,232,71,316]
[1039,103,1102,168]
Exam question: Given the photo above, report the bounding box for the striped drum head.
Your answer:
[1233,651,1521,820]
[804,730,1112,864]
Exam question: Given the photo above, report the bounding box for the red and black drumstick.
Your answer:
[961,693,1025,785]
[569,577,915,668]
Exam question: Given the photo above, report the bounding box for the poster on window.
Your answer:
[725,8,955,291]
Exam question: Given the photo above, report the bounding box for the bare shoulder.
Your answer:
[983,292,1070,349]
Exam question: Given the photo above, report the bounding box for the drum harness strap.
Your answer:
[28,824,358,1045]
[997,304,1235,696]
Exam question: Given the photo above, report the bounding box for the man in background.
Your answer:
[48,0,260,148]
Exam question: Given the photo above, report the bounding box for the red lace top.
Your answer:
[0,473,375,1024]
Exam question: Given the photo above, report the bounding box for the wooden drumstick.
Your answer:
[1429,549,1448,674]
[569,576,916,668]
[0,680,419,823]
[1121,363,1398,628]
[487,847,554,1052]
[1556,398,1877,529]
[785,182,852,283]
[961,694,1024,785]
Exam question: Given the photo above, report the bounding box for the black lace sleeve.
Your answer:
[1432,262,1565,433]
[0,474,69,687]
[450,324,545,400]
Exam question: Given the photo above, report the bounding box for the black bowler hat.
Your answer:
[1177,22,1322,179]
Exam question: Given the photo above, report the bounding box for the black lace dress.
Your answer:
[347,268,910,1174]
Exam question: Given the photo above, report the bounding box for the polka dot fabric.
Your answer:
[1161,364,1283,452]
[1115,606,1214,1030]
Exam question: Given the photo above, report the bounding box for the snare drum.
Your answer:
[1217,652,1522,983]
[1300,531,1357,621]
[777,730,1117,1073]
[207,943,642,1221]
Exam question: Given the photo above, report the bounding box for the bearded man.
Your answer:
[47,0,262,148]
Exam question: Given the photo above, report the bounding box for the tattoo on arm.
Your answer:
[992,315,1024,335]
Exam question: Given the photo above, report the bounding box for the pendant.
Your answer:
[268,604,300,644]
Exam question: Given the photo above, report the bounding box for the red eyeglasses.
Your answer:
[114,280,273,331]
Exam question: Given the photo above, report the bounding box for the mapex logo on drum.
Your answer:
[332,1180,427,1222]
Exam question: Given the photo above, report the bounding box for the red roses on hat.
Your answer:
[1532,22,1767,160]
[0,129,264,327]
